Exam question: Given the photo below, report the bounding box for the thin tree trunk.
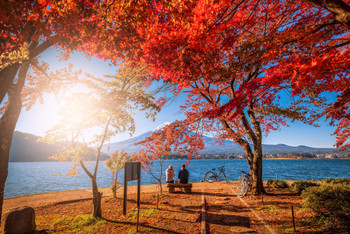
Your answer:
[90,118,109,217]
[158,179,163,195]
[92,179,102,218]
[112,172,117,199]
[80,161,102,218]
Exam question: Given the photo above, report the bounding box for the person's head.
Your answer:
[168,165,173,170]
[181,164,186,169]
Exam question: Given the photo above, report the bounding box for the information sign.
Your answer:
[123,162,141,231]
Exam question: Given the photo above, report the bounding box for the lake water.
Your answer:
[5,159,350,198]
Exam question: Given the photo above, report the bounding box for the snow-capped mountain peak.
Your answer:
[153,121,173,131]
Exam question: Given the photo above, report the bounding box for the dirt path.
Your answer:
[200,181,275,233]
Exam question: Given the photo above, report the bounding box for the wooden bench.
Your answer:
[167,183,192,193]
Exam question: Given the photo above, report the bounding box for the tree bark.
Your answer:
[158,179,163,195]
[92,179,102,218]
[112,173,117,199]
[0,64,20,104]
[0,61,29,224]
[220,117,265,195]
[303,0,350,28]
[247,107,265,195]
[251,147,265,195]
[0,96,21,224]
[241,142,264,195]
[80,160,102,218]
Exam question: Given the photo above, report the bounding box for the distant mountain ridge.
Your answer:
[102,130,336,155]
[9,130,337,162]
[9,131,108,162]
[10,131,62,162]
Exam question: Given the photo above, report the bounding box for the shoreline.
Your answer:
[4,179,321,200]
[7,157,349,163]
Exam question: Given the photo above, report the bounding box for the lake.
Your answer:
[5,159,350,198]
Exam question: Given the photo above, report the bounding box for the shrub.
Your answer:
[267,179,289,188]
[322,178,350,186]
[301,185,350,230]
[289,181,319,195]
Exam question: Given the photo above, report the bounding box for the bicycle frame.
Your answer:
[237,171,251,197]
[203,166,227,182]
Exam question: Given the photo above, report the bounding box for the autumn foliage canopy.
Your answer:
[92,0,350,150]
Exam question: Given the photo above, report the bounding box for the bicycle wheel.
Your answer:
[237,179,249,197]
[203,171,216,182]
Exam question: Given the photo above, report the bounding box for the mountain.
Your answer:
[9,131,62,162]
[9,130,337,162]
[102,130,336,155]
[102,131,152,154]
[10,131,108,162]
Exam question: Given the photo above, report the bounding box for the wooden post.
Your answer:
[276,174,278,180]
[123,162,141,231]
[201,197,207,234]
[291,206,296,233]
[123,167,127,215]
[137,163,141,232]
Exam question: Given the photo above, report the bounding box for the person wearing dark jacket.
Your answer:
[178,164,189,184]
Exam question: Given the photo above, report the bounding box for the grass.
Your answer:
[126,207,164,219]
[51,214,107,233]
[255,204,281,215]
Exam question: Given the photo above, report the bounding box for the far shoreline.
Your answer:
[3,179,323,200]
[7,157,349,163]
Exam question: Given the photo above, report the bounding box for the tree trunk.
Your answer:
[240,141,265,195]
[251,151,265,195]
[92,179,102,218]
[112,173,117,199]
[0,62,29,224]
[158,179,163,195]
[0,97,22,224]
[0,97,22,221]
[0,64,20,104]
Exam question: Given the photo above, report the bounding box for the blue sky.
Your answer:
[14,49,338,148]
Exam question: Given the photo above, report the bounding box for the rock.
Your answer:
[2,206,36,234]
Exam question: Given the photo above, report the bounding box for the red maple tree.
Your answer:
[100,0,349,194]
[133,120,204,194]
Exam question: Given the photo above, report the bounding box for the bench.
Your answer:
[167,183,192,193]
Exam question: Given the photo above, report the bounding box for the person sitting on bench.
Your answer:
[166,165,175,183]
[178,164,189,184]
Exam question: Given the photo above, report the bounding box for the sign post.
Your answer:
[123,162,141,231]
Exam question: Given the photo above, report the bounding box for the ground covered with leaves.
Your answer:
[33,181,348,233]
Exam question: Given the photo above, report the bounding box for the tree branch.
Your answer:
[80,161,93,179]
[302,0,350,28]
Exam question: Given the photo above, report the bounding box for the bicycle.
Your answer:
[203,166,227,182]
[237,171,252,197]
